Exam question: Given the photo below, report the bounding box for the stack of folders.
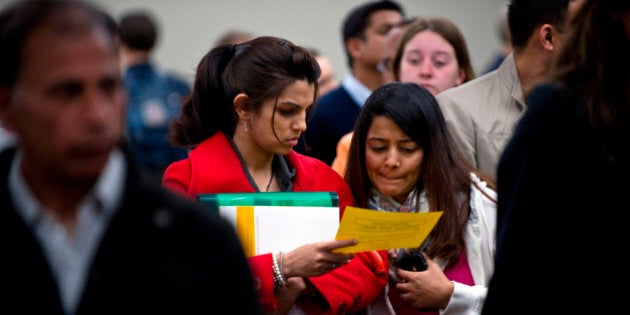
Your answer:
[196,192,340,257]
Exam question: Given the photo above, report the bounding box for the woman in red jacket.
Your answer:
[163,36,388,314]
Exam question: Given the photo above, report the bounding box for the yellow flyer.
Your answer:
[334,206,443,253]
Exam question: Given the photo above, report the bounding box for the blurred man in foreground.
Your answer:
[0,1,261,314]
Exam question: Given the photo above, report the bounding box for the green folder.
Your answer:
[196,191,339,212]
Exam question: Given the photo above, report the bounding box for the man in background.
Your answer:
[295,0,405,165]
[436,0,573,181]
[118,10,191,179]
[0,1,261,313]
[330,17,415,177]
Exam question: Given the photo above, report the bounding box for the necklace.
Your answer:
[265,172,275,192]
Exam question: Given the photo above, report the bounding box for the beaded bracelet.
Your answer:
[272,252,287,289]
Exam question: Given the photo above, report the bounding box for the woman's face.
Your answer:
[249,79,314,155]
[365,116,423,204]
[398,30,464,95]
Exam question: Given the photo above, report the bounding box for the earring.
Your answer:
[242,121,249,132]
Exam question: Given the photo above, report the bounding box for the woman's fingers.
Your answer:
[321,238,357,251]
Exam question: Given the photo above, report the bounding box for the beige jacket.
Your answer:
[436,53,525,181]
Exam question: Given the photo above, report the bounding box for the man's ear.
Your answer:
[539,24,556,51]
[346,37,364,60]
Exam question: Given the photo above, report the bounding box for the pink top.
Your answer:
[388,249,475,314]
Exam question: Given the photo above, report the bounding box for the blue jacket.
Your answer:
[124,62,191,175]
[295,85,361,165]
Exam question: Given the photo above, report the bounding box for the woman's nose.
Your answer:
[384,149,401,168]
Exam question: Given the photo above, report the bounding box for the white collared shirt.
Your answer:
[9,149,126,315]
[340,73,372,108]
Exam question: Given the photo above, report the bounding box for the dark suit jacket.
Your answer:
[295,85,361,165]
[0,147,262,314]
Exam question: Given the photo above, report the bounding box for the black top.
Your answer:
[295,85,361,165]
[0,146,262,315]
[482,83,629,314]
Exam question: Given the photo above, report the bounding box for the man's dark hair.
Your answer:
[507,0,570,49]
[118,10,158,51]
[341,0,404,67]
[0,0,116,87]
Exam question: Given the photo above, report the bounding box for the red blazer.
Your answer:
[163,132,388,314]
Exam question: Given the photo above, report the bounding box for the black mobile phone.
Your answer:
[397,253,428,271]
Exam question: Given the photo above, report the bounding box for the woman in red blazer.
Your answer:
[163,36,388,314]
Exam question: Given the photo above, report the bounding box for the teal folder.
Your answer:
[196,191,339,212]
